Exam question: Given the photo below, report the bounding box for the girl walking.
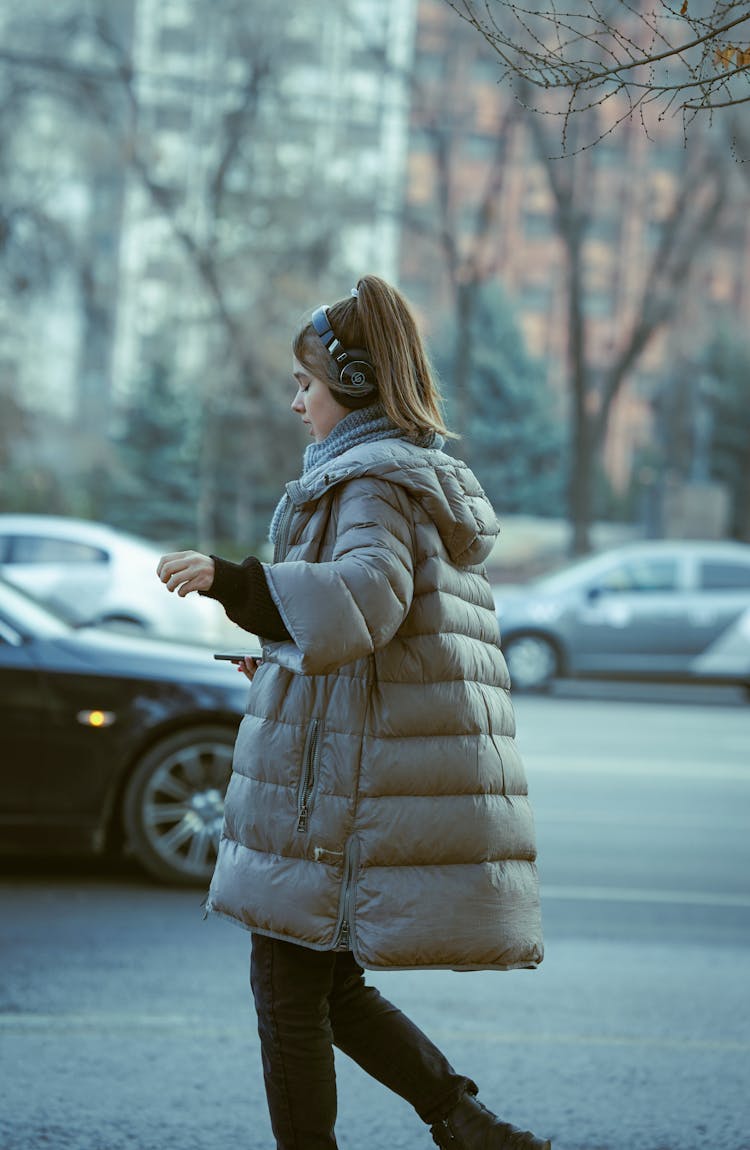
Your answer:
[158,275,549,1150]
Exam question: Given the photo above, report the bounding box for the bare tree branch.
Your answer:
[444,1,750,146]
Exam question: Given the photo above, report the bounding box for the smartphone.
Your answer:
[213,649,263,664]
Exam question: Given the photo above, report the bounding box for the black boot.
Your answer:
[430,1091,551,1150]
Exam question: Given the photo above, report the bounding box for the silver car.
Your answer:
[493,540,750,691]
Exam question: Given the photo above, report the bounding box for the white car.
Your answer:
[0,514,242,646]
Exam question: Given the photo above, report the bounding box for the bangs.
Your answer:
[293,326,337,384]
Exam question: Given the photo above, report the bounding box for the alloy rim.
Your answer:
[506,636,557,689]
[140,738,233,876]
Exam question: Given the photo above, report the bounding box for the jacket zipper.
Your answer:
[273,494,295,563]
[335,837,359,950]
[296,719,320,832]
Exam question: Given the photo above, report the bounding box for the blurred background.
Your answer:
[1,5,750,1149]
[1,0,749,572]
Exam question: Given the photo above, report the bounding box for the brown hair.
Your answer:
[293,274,453,438]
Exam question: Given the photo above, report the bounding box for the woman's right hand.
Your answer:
[157,550,215,596]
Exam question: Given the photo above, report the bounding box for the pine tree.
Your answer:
[105,361,199,542]
[706,331,750,541]
[435,283,566,516]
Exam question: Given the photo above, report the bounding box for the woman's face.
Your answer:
[291,357,349,443]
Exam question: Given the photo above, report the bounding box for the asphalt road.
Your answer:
[1,688,749,1150]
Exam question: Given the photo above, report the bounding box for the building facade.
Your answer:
[400,0,750,496]
[0,0,417,419]
[112,0,417,399]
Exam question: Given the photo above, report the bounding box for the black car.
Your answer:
[0,578,250,885]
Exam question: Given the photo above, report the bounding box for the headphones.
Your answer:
[310,306,378,399]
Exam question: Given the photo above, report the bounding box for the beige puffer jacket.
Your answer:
[207,440,543,971]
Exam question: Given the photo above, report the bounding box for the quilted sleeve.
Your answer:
[263,478,415,674]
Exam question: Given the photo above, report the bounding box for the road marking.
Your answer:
[0,1013,245,1035]
[539,809,750,829]
[526,755,750,781]
[429,1030,750,1052]
[0,1013,746,1052]
[542,884,750,908]
[0,1012,199,1030]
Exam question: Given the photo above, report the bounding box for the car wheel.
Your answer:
[123,725,235,886]
[503,634,560,691]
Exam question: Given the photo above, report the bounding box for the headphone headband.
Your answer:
[310,305,377,400]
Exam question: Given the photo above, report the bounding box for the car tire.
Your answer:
[123,725,236,886]
[503,633,560,691]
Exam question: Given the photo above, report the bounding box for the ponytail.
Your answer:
[293,275,454,439]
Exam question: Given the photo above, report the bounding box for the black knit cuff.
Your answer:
[200,555,290,641]
[199,556,249,607]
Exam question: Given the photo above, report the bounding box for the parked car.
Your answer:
[0,577,251,884]
[0,514,237,645]
[493,540,750,691]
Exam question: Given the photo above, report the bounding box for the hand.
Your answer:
[237,656,262,681]
[157,551,215,597]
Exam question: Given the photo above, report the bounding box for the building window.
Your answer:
[587,215,619,243]
[144,258,174,282]
[523,211,553,238]
[154,105,192,133]
[465,134,502,161]
[159,25,195,55]
[472,55,500,84]
[592,140,623,167]
[583,291,615,317]
[147,184,182,211]
[521,282,553,312]
[411,127,438,153]
[346,119,382,148]
[416,51,445,80]
[652,145,685,171]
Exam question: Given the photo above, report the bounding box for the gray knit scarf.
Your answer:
[269,401,444,544]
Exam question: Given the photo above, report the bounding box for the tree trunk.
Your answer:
[233,400,258,548]
[739,440,750,542]
[569,410,595,556]
[197,400,220,551]
[452,280,477,459]
[561,199,591,556]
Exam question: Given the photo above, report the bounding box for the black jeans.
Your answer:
[250,933,477,1150]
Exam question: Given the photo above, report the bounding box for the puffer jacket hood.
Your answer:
[286,439,500,569]
[207,437,543,972]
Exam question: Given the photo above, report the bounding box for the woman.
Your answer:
[157,275,548,1150]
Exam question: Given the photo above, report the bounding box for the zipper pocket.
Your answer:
[296,719,321,832]
[335,836,359,950]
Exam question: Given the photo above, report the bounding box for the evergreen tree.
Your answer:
[705,331,750,542]
[434,283,566,516]
[104,361,199,542]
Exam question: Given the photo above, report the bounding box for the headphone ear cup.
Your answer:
[328,385,375,411]
[309,305,377,399]
[338,349,377,394]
